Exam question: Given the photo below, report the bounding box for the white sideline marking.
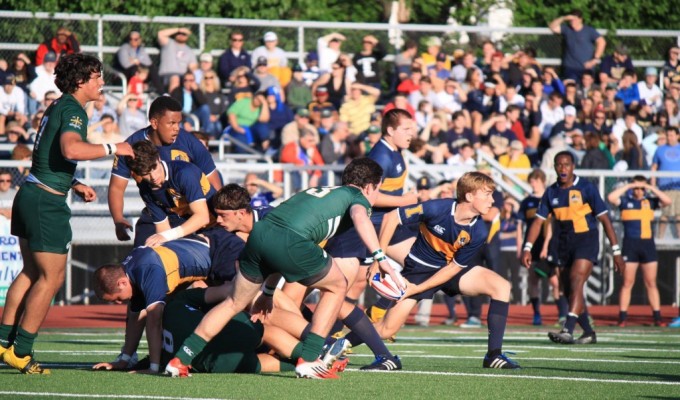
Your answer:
[348,369,680,386]
[0,392,228,400]
[349,353,680,364]
[386,343,680,353]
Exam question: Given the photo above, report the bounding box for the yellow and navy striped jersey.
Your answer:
[398,199,487,269]
[536,176,608,234]
[618,194,660,239]
[139,160,216,225]
[369,139,407,219]
[125,237,212,312]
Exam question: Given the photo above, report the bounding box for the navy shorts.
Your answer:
[401,256,476,301]
[622,238,658,264]
[324,223,417,261]
[556,230,599,267]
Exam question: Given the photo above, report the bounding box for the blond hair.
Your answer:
[456,171,496,203]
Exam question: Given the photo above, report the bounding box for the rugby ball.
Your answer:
[370,272,407,301]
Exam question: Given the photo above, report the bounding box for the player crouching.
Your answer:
[370,171,520,369]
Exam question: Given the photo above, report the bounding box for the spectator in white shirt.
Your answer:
[29,51,60,106]
[612,110,644,147]
[0,74,27,135]
[317,32,345,73]
[637,67,663,112]
[538,92,565,140]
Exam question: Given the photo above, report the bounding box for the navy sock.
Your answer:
[343,306,391,358]
[653,310,661,322]
[530,297,541,316]
[444,295,457,319]
[374,296,394,310]
[329,319,344,335]
[564,313,578,334]
[619,311,628,322]
[577,311,594,334]
[487,299,509,354]
[557,296,569,318]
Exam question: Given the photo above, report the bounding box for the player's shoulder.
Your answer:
[126,127,152,144]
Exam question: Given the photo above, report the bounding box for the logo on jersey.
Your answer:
[396,163,403,174]
[434,225,445,235]
[569,190,583,205]
[552,198,559,206]
[68,116,83,130]
[184,305,198,312]
[452,231,470,254]
[627,202,633,208]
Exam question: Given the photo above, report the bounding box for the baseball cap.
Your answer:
[256,56,268,67]
[645,67,658,76]
[426,36,442,47]
[296,108,310,117]
[569,128,584,137]
[315,87,328,96]
[199,53,213,63]
[484,80,497,89]
[320,109,333,118]
[436,52,447,62]
[417,176,432,190]
[615,44,629,56]
[263,31,277,42]
[44,52,57,63]
[306,51,319,62]
[367,125,381,134]
[564,105,577,116]
[1,73,15,85]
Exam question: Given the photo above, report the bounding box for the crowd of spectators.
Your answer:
[0,20,679,213]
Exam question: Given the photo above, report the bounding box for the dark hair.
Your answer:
[213,183,252,213]
[100,113,115,122]
[381,108,412,136]
[0,168,11,177]
[452,111,465,120]
[93,264,125,299]
[570,10,583,18]
[505,105,521,114]
[342,157,383,188]
[54,53,102,95]
[149,96,182,120]
[554,150,575,164]
[667,126,679,136]
[404,39,418,50]
[632,175,647,183]
[126,141,159,176]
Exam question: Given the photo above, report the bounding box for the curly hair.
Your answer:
[54,53,102,95]
[126,141,159,176]
[342,157,383,188]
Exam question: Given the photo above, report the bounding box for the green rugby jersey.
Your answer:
[31,94,89,193]
[265,186,371,244]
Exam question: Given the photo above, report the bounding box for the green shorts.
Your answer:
[11,183,72,254]
[239,220,332,284]
[195,312,263,373]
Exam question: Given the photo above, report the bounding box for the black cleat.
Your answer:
[548,330,575,344]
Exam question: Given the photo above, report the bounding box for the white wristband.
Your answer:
[612,244,621,256]
[109,143,117,155]
[160,226,184,241]
[523,242,533,251]
[149,363,159,372]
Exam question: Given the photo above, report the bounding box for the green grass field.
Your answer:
[1,324,679,399]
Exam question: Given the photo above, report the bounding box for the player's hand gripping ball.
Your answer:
[370,272,407,301]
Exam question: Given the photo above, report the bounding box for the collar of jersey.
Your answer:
[379,138,395,151]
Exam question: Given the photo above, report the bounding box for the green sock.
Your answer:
[279,359,296,372]
[13,326,37,357]
[300,333,325,362]
[176,333,207,365]
[291,342,304,361]
[0,324,16,348]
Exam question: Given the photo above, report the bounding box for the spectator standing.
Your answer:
[251,31,288,70]
[317,32,345,73]
[314,60,348,110]
[620,129,647,170]
[662,46,680,89]
[549,10,606,80]
[353,35,386,90]
[637,67,663,112]
[157,27,198,93]
[35,26,80,66]
[217,31,250,85]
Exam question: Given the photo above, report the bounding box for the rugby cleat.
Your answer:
[669,316,680,328]
[574,332,597,345]
[0,344,7,359]
[321,338,351,368]
[2,346,50,374]
[295,358,339,379]
[460,316,482,328]
[548,330,575,344]
[617,320,627,327]
[654,320,667,327]
[330,357,349,373]
[359,355,402,371]
[483,353,521,369]
[532,314,543,326]
[164,357,191,377]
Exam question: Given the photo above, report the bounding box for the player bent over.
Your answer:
[166,158,403,379]
[371,171,520,369]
